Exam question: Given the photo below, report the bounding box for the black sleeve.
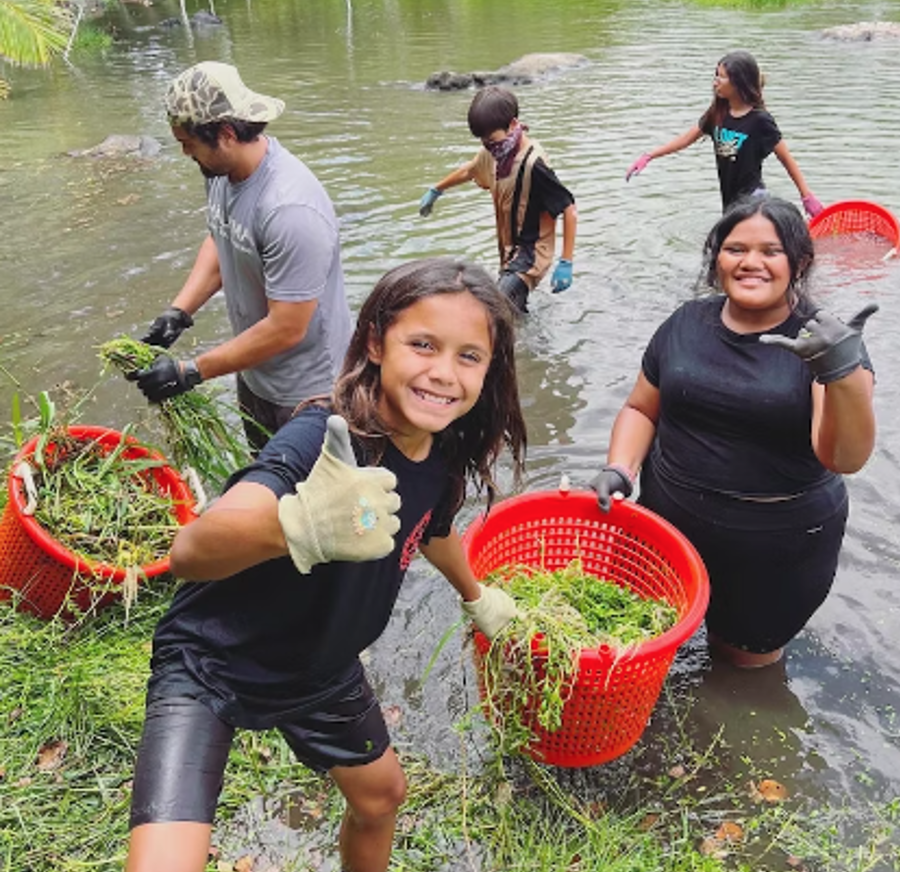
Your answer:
[641,307,684,388]
[755,110,782,155]
[531,159,575,218]
[224,407,330,500]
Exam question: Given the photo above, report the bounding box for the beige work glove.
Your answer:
[461,583,521,640]
[278,415,402,574]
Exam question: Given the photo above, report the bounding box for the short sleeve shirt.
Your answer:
[471,142,575,284]
[205,138,352,405]
[147,407,454,728]
[700,109,781,208]
[642,296,860,498]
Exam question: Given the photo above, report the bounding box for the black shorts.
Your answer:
[236,375,299,455]
[129,673,390,828]
[639,465,849,653]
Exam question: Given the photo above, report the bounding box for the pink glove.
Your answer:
[626,153,651,181]
[802,193,824,218]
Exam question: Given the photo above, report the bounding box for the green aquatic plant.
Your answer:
[99,336,255,493]
[479,560,678,752]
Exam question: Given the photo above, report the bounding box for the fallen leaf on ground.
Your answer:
[234,855,254,872]
[749,778,788,803]
[382,704,403,727]
[36,739,68,771]
[699,837,729,859]
[715,821,744,843]
[638,813,659,831]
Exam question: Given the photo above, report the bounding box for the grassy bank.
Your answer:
[0,584,897,871]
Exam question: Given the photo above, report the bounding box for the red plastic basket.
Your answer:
[463,489,709,768]
[0,425,196,620]
[808,200,900,248]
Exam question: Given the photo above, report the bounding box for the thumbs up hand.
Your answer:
[278,416,402,573]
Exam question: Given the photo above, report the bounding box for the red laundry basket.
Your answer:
[0,426,196,620]
[809,200,900,248]
[463,490,709,768]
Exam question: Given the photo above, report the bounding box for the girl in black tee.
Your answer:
[625,50,824,214]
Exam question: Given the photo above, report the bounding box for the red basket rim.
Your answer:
[6,425,195,580]
[808,199,900,246]
[462,490,710,663]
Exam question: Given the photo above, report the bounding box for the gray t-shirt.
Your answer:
[206,137,352,405]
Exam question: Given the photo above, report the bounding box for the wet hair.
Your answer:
[173,119,267,148]
[700,50,766,131]
[467,86,519,139]
[333,257,527,516]
[698,195,815,311]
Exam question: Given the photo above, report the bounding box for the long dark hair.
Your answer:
[698,195,815,311]
[700,50,766,131]
[334,257,527,515]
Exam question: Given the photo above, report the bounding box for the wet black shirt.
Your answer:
[700,108,781,208]
[642,296,872,500]
[148,407,453,728]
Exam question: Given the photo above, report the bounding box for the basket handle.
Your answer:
[182,466,208,514]
[13,461,39,516]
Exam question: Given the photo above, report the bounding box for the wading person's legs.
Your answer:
[331,750,407,872]
[126,696,234,872]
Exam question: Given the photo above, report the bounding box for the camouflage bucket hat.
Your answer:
[165,61,285,125]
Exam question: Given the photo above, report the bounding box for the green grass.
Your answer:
[0,583,897,871]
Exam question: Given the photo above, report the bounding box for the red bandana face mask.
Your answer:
[485,123,524,179]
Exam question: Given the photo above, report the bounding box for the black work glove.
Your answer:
[758,304,878,383]
[589,464,634,513]
[140,306,194,349]
[126,356,203,403]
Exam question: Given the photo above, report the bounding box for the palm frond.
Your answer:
[0,0,71,67]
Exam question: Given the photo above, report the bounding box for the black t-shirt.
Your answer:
[148,407,454,728]
[700,108,781,208]
[642,296,872,501]
[517,158,575,245]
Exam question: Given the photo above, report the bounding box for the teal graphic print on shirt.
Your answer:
[714,126,748,161]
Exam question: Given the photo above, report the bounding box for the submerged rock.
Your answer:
[67,134,162,159]
[821,21,900,40]
[426,52,589,91]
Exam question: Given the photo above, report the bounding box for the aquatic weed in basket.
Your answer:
[0,422,196,619]
[462,490,709,767]
[480,559,678,757]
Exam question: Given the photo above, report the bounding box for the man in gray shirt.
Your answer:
[131,61,352,452]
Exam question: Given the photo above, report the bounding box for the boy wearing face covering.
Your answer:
[418,85,577,314]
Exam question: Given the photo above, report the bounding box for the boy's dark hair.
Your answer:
[701,50,766,131]
[334,257,527,515]
[174,119,268,148]
[699,195,815,309]
[467,86,519,139]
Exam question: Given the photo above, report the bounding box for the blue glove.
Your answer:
[418,187,442,217]
[126,356,203,403]
[550,258,573,293]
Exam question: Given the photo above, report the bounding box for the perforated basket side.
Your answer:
[464,491,709,767]
[2,426,197,620]
[809,200,900,246]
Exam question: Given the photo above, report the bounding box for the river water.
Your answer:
[1,0,899,862]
